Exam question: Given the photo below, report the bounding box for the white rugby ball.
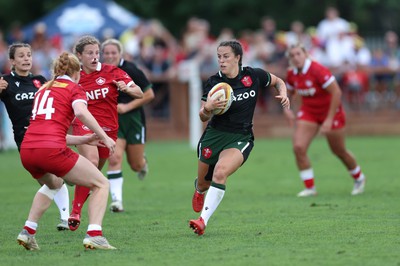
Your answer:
[208,82,233,115]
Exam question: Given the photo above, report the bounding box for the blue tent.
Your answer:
[22,0,140,41]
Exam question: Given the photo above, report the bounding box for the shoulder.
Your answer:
[101,63,119,73]
[31,74,47,82]
[310,60,331,73]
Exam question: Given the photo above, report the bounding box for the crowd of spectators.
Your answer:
[1,5,400,124]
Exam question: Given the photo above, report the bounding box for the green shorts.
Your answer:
[118,111,146,145]
[197,127,254,165]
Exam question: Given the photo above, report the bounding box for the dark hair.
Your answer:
[73,35,100,55]
[8,43,31,71]
[218,40,243,67]
[8,42,31,60]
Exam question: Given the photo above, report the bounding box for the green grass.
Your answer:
[0,136,399,266]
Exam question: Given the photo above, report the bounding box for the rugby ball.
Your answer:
[208,82,233,115]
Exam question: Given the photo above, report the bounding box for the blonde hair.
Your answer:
[285,42,308,58]
[43,52,80,90]
[101,38,123,54]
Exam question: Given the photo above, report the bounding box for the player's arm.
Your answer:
[113,80,143,99]
[66,134,105,146]
[199,93,227,122]
[73,101,116,154]
[117,87,155,114]
[270,73,290,109]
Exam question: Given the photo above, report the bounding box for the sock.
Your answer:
[200,182,226,226]
[107,170,123,202]
[300,168,315,189]
[24,221,38,234]
[53,183,70,221]
[349,166,365,181]
[71,185,91,215]
[87,224,102,237]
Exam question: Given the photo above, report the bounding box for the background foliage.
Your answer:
[1,0,400,39]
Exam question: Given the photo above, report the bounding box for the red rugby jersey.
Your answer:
[75,63,133,132]
[22,76,87,148]
[286,58,339,114]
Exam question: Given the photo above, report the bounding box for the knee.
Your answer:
[108,154,123,167]
[129,161,142,172]
[212,167,228,184]
[293,144,307,156]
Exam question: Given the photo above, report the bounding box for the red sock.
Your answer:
[351,170,361,180]
[304,179,314,189]
[23,226,36,235]
[71,185,91,215]
[87,230,102,237]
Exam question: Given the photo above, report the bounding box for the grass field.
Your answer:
[0,136,399,266]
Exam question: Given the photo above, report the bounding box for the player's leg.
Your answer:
[326,128,366,195]
[292,120,319,196]
[126,142,147,180]
[107,138,126,212]
[64,155,115,250]
[53,183,70,230]
[69,145,100,230]
[18,174,63,250]
[192,161,213,212]
[190,148,243,235]
[37,178,70,230]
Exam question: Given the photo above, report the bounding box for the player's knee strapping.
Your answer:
[38,185,60,200]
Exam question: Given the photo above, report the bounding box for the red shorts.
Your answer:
[72,123,117,159]
[20,147,79,179]
[297,107,346,130]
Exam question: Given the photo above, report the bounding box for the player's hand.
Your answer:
[276,95,290,109]
[113,80,127,92]
[205,93,228,112]
[85,133,106,147]
[320,118,333,134]
[102,136,116,156]
[0,77,8,91]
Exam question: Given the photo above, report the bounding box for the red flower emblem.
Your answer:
[32,79,42,89]
[202,147,212,159]
[241,76,252,87]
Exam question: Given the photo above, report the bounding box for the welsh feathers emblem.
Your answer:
[32,79,42,88]
[202,147,212,159]
[241,76,252,87]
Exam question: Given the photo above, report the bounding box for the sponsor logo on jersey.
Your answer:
[202,147,212,159]
[15,81,20,87]
[96,77,106,85]
[86,87,109,100]
[15,92,35,101]
[231,89,256,102]
[241,76,253,87]
[297,87,316,96]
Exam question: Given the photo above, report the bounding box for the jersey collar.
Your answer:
[119,58,124,67]
[294,58,312,75]
[96,62,102,71]
[218,66,244,79]
[56,75,73,82]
